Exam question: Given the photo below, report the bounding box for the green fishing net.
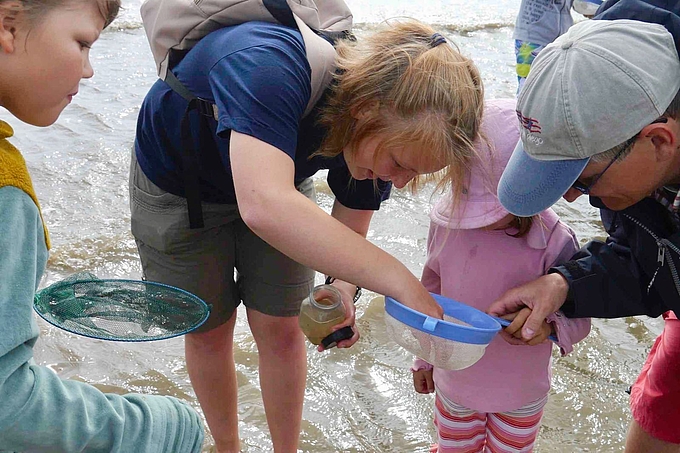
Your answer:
[34,273,210,342]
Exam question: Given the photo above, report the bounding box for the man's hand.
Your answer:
[487,273,569,341]
[413,368,434,394]
[317,279,360,351]
[499,307,554,346]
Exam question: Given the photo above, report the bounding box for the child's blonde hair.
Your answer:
[0,0,120,28]
[317,19,484,196]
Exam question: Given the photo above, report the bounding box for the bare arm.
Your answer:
[313,201,373,350]
[230,132,442,319]
[331,200,372,237]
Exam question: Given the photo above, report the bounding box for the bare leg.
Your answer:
[185,313,240,453]
[625,419,680,453]
[247,309,307,453]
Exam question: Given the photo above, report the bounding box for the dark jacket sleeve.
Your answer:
[551,197,678,319]
[595,0,680,54]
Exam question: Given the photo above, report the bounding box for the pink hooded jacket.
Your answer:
[413,99,591,413]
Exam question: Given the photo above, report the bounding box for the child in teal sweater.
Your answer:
[0,1,204,451]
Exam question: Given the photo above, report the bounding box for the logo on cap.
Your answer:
[516,110,541,134]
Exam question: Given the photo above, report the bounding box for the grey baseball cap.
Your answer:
[498,19,680,216]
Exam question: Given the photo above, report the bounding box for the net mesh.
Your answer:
[34,273,210,342]
[384,313,488,370]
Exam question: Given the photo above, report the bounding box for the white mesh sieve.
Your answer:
[385,312,488,370]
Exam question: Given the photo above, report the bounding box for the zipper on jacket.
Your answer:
[623,213,680,296]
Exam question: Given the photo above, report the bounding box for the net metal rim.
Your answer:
[34,279,211,342]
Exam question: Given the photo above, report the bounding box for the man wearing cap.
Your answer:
[487,16,680,453]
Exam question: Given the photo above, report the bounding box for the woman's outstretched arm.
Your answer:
[230,131,442,319]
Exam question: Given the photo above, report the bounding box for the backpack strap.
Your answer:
[164,68,217,229]
[180,100,207,229]
[163,0,336,229]
[262,0,297,29]
[165,0,297,122]
[165,70,218,120]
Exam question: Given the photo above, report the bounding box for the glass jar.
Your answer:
[298,284,346,345]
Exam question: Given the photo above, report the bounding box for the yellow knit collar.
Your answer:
[0,120,51,249]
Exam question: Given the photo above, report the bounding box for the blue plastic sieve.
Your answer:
[384,293,556,370]
[385,293,501,344]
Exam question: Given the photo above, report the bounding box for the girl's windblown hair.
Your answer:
[318,19,485,197]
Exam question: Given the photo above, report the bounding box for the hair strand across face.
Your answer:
[317,19,484,199]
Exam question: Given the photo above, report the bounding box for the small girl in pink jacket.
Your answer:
[413,98,591,453]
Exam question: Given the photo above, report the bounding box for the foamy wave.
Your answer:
[106,20,144,32]
[353,20,514,33]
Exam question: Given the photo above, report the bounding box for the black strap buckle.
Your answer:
[193,98,217,119]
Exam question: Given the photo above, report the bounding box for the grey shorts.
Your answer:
[129,150,316,332]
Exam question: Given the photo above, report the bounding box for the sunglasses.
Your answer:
[571,117,669,195]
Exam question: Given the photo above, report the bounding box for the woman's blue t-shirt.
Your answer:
[135,21,389,209]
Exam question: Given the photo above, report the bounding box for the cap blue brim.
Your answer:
[497,140,589,216]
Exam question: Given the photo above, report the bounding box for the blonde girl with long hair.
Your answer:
[131,18,483,452]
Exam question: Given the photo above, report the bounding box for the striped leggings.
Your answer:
[433,392,548,453]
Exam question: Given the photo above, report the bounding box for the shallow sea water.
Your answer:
[1,1,663,451]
